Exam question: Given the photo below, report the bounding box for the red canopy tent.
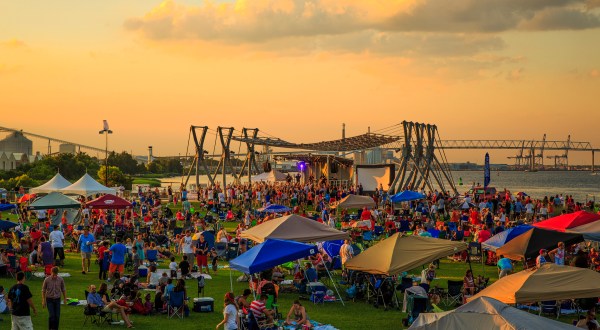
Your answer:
[533,210,600,232]
[86,194,132,209]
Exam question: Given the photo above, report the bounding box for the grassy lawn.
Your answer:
[1,201,581,329]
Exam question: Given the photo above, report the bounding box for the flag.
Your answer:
[484,152,490,188]
[103,120,110,131]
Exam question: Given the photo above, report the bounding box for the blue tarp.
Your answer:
[258,204,291,213]
[390,190,426,203]
[0,219,18,231]
[0,204,16,212]
[229,239,317,274]
[481,225,533,251]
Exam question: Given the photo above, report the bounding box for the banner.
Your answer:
[484,153,490,188]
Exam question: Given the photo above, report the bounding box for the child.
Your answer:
[169,256,178,278]
[210,247,219,272]
[98,241,110,280]
[179,255,190,279]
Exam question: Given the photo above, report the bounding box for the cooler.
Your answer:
[138,266,148,277]
[193,297,214,313]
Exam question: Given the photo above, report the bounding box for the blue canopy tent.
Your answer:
[0,204,16,212]
[390,190,426,203]
[481,225,533,252]
[230,239,345,305]
[257,204,291,214]
[0,219,18,231]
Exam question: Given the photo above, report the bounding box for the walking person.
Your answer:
[42,267,67,330]
[48,225,65,267]
[7,272,37,330]
[78,227,95,274]
[216,292,238,330]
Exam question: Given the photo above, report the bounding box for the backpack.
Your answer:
[426,270,435,282]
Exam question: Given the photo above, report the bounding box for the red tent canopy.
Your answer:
[86,194,132,209]
[533,211,600,232]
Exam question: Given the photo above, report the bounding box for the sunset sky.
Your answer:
[1,0,599,164]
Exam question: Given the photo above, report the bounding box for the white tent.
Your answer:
[251,170,287,183]
[30,173,71,194]
[61,173,115,196]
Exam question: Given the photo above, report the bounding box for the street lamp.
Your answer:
[99,121,113,186]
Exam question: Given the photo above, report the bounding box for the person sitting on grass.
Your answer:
[141,265,161,289]
[284,300,311,329]
[87,284,134,328]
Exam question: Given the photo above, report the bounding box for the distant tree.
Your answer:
[97,166,131,188]
[108,151,144,175]
[0,174,39,190]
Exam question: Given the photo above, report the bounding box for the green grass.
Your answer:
[131,178,162,187]
[2,201,582,329]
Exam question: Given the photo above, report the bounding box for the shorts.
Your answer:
[196,255,208,267]
[11,315,33,330]
[109,263,124,274]
[102,306,117,313]
[81,252,92,259]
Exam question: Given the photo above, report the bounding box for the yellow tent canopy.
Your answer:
[345,234,468,276]
[469,263,600,304]
[240,214,349,243]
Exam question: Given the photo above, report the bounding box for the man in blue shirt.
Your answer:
[497,255,513,278]
[108,238,127,281]
[78,227,95,275]
[86,284,133,328]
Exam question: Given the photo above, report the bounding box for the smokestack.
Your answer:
[342,123,346,141]
[148,146,153,164]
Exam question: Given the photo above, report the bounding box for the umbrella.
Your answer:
[0,203,17,212]
[18,194,37,204]
[496,227,583,260]
[410,296,576,330]
[257,204,291,214]
[390,190,426,203]
[481,225,533,252]
[0,219,18,231]
[469,264,600,304]
[229,239,317,274]
[460,201,475,209]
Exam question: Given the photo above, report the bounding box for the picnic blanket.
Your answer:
[154,269,212,280]
[281,320,338,330]
[33,272,71,278]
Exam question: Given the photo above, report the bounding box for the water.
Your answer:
[159,171,600,202]
[454,170,600,202]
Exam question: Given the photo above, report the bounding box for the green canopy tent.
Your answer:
[28,192,82,226]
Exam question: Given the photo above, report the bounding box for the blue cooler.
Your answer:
[138,266,148,277]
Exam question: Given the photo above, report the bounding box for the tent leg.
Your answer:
[229,268,234,293]
[467,253,473,273]
[321,259,345,306]
[250,274,257,301]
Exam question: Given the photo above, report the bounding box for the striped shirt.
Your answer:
[249,300,266,318]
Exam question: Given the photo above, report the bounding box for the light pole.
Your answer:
[99,122,113,186]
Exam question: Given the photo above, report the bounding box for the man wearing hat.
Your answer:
[536,249,548,268]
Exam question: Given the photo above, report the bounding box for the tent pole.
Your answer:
[250,274,257,301]
[229,267,234,293]
[467,252,473,273]
[321,259,345,306]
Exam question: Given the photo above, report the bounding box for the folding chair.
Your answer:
[539,300,560,319]
[167,290,185,319]
[146,249,158,263]
[406,295,429,326]
[397,277,414,293]
[7,255,18,278]
[103,225,112,241]
[215,242,227,260]
[444,280,463,306]
[247,311,276,330]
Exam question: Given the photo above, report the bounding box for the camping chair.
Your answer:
[146,249,158,263]
[7,255,18,278]
[197,276,205,297]
[406,294,429,326]
[215,242,228,260]
[468,242,482,262]
[539,300,560,319]
[247,310,276,330]
[575,297,598,317]
[362,231,374,246]
[103,225,112,241]
[83,290,118,326]
[444,280,464,307]
[397,277,414,293]
[266,294,282,319]
[167,290,185,319]
[373,225,384,238]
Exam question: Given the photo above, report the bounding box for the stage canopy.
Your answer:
[240,214,348,243]
[469,264,600,304]
[496,227,583,260]
[390,190,426,203]
[345,234,468,276]
[86,194,132,209]
[410,296,576,330]
[229,239,317,274]
[61,173,115,196]
[331,194,376,210]
[29,173,71,194]
[28,192,81,210]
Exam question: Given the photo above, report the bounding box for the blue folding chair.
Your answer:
[362,231,373,243]
[374,226,384,237]
[167,290,185,319]
[448,222,457,232]
[146,249,158,263]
